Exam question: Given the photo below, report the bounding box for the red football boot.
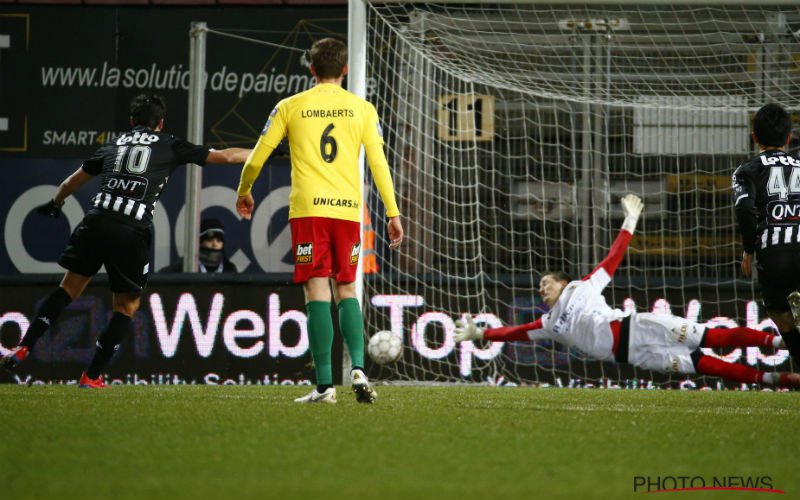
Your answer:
[1,346,29,373]
[78,372,107,389]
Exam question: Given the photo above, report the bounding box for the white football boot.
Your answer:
[351,369,377,404]
[294,387,337,404]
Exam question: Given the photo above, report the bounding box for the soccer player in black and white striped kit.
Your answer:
[733,103,800,368]
[0,94,250,387]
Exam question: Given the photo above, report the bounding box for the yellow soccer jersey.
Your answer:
[238,83,400,222]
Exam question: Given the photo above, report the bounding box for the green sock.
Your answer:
[306,301,334,386]
[338,297,365,369]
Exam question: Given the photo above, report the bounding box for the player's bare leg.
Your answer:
[60,271,92,299]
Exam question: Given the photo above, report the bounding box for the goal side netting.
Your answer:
[360,1,800,387]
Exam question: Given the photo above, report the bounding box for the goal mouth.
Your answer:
[358,1,799,387]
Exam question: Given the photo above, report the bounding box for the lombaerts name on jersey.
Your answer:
[300,109,354,119]
[313,197,359,209]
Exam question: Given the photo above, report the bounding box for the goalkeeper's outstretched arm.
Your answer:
[454,315,543,342]
[582,194,643,282]
[455,194,643,344]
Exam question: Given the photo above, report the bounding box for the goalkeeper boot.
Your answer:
[293,387,337,404]
[78,372,107,389]
[1,346,29,373]
[788,291,800,330]
[351,369,377,404]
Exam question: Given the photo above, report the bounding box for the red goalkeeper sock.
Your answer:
[695,355,762,384]
[702,327,775,348]
[484,324,531,342]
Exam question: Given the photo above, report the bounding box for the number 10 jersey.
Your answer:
[81,126,210,229]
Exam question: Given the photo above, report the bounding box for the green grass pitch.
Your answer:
[1,385,798,500]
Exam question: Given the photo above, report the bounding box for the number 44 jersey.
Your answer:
[733,150,800,254]
[81,126,210,228]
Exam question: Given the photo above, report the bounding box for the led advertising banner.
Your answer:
[0,279,790,386]
[0,278,331,385]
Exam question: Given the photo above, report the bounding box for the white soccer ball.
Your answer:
[367,330,403,365]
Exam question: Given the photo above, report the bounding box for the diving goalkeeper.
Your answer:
[455,194,800,388]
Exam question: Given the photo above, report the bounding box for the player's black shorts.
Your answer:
[58,212,152,295]
[756,250,800,312]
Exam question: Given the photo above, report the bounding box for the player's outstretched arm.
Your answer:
[207,147,252,164]
[583,194,643,281]
[455,315,543,343]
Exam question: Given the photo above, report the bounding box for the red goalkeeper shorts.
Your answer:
[290,217,361,284]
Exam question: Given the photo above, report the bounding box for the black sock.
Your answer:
[317,384,333,393]
[86,312,132,379]
[21,287,72,350]
[780,329,800,366]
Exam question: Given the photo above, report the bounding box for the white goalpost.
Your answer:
[354,0,800,386]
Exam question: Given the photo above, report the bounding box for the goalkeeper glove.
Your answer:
[36,199,64,218]
[454,314,485,342]
[620,194,644,234]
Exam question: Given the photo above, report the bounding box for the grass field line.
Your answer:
[458,401,796,415]
[2,385,796,413]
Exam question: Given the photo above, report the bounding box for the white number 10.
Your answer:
[113,145,152,174]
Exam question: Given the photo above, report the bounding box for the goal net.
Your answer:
[359,1,800,387]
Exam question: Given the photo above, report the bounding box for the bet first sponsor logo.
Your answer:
[295,242,313,264]
[350,242,361,266]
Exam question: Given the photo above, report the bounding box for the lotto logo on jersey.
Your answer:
[116,131,160,145]
[350,242,362,265]
[295,242,313,264]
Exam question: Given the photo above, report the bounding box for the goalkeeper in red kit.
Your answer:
[455,194,800,388]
